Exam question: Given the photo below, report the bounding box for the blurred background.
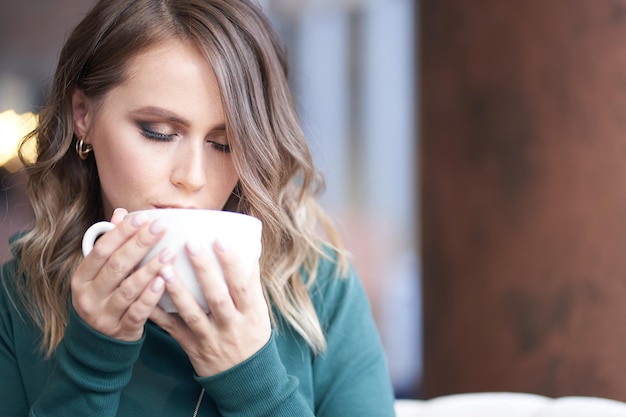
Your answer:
[0,0,421,400]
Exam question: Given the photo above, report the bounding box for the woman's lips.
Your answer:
[153,204,199,209]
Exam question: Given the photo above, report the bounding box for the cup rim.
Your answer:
[127,208,260,223]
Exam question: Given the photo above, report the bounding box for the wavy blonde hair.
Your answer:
[14,0,347,358]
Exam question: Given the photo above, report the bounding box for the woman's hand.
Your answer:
[149,239,271,377]
[71,208,176,342]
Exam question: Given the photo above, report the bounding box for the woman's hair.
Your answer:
[14,0,348,357]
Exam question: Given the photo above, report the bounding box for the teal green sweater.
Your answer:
[0,243,396,416]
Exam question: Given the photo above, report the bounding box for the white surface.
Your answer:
[394,392,626,417]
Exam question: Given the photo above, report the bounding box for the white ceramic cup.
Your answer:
[82,208,262,313]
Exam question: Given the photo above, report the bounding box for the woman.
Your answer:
[0,0,396,415]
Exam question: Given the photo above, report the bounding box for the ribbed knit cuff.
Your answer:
[197,334,299,415]
[60,303,144,391]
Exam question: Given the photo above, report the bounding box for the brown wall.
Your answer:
[420,0,626,401]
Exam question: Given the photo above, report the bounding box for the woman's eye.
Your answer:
[139,123,175,141]
[209,141,231,153]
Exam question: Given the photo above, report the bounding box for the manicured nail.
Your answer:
[113,208,126,218]
[131,213,148,227]
[160,265,175,283]
[159,247,176,263]
[150,219,166,235]
[214,238,230,253]
[186,239,204,257]
[151,277,165,292]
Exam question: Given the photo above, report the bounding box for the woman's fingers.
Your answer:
[159,261,216,333]
[107,247,175,315]
[149,299,196,346]
[162,239,264,324]
[91,218,167,295]
[74,249,173,341]
[72,211,173,341]
[110,207,128,225]
[212,239,262,314]
[74,213,151,285]
[151,240,270,378]
[121,276,166,331]
[187,240,237,322]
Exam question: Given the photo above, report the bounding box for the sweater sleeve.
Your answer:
[198,333,314,416]
[29,305,144,417]
[0,258,31,416]
[311,261,397,416]
[198,256,397,417]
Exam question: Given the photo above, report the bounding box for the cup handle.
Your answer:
[82,221,116,256]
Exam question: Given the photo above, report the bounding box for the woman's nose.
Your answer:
[170,143,206,192]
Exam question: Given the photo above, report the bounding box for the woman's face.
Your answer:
[72,39,238,219]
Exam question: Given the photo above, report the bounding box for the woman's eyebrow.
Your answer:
[130,107,227,133]
[130,106,191,127]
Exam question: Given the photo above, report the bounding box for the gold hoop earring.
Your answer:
[76,138,93,160]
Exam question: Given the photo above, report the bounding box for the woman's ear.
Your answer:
[72,88,93,140]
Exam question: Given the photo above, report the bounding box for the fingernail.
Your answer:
[131,213,148,227]
[160,265,175,283]
[152,277,165,292]
[159,247,176,263]
[214,238,230,253]
[113,208,126,217]
[150,219,166,235]
[186,239,204,257]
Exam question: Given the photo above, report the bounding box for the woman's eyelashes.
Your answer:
[139,123,176,141]
[138,122,231,153]
[209,141,231,153]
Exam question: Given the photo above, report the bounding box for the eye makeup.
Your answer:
[139,122,177,141]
